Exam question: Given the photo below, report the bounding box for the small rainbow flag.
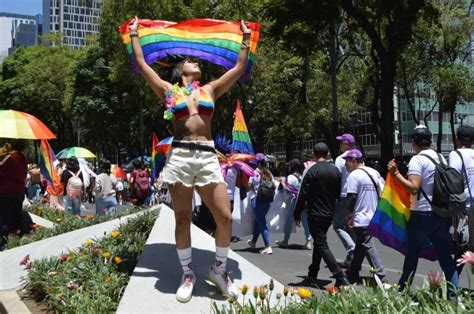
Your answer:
[118,18,260,79]
[231,100,254,154]
[151,134,173,182]
[39,139,63,195]
[367,175,436,261]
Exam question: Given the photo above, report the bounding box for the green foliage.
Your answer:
[24,210,157,312]
[4,205,145,250]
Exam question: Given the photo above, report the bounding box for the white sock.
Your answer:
[214,246,229,274]
[177,247,193,275]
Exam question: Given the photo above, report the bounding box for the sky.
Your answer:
[0,0,42,16]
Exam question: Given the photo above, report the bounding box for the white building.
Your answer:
[0,12,37,63]
[43,0,101,48]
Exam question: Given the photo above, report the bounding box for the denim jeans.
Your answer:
[64,196,81,215]
[27,184,41,201]
[399,211,459,298]
[251,197,271,247]
[333,199,355,254]
[283,196,312,241]
[95,196,118,216]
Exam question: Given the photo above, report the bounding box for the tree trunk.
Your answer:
[285,136,293,162]
[437,107,443,152]
[378,56,396,177]
[450,107,457,150]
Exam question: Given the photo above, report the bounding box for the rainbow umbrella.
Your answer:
[56,147,96,159]
[111,164,127,179]
[0,109,56,139]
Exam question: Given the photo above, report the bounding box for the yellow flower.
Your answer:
[283,286,289,297]
[240,284,249,295]
[253,286,259,298]
[297,287,312,299]
[111,230,121,238]
[114,256,123,264]
[102,251,111,258]
[84,239,93,246]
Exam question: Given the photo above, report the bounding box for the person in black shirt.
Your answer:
[294,142,350,287]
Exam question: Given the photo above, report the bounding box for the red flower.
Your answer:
[20,254,30,266]
[24,262,32,270]
[59,254,68,263]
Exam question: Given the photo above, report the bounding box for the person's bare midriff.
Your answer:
[172,114,213,141]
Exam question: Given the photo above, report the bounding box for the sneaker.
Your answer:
[259,247,273,255]
[335,277,351,287]
[247,239,256,249]
[176,273,196,303]
[208,267,239,298]
[304,240,312,250]
[275,240,289,248]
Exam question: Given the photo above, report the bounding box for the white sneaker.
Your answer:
[247,239,256,249]
[176,273,196,303]
[208,268,239,298]
[304,240,312,250]
[260,247,273,255]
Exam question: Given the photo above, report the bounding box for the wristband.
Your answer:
[393,171,400,177]
[243,32,251,36]
[241,41,250,48]
[130,31,138,37]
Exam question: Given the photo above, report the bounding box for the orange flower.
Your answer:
[326,285,339,295]
[102,251,111,258]
[114,256,123,264]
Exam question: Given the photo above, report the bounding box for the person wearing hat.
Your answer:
[342,148,387,283]
[387,125,459,298]
[294,142,350,287]
[275,158,313,249]
[449,124,474,272]
[333,133,357,268]
[128,17,252,302]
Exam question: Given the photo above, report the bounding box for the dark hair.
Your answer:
[411,127,432,147]
[260,166,273,182]
[288,159,303,175]
[101,160,111,175]
[66,157,80,173]
[0,139,27,152]
[166,61,185,85]
[132,159,143,170]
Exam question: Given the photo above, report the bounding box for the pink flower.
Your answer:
[24,262,32,270]
[66,280,79,289]
[20,254,30,266]
[59,254,68,263]
[456,251,474,266]
[427,271,444,290]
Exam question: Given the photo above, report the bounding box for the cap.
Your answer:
[411,125,432,144]
[342,148,363,160]
[255,153,266,161]
[457,125,474,140]
[313,142,329,154]
[336,133,356,145]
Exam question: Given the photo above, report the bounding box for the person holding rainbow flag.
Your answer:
[128,17,254,303]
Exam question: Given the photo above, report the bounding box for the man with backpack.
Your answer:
[130,159,150,206]
[449,125,474,271]
[342,149,387,284]
[388,125,460,299]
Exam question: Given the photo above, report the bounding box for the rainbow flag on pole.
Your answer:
[39,139,57,187]
[118,18,260,79]
[367,175,436,261]
[151,134,173,182]
[231,100,254,154]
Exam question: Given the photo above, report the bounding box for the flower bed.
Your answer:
[4,205,144,250]
[21,210,157,312]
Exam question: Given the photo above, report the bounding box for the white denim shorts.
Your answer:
[161,140,224,188]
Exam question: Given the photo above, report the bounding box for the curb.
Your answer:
[0,289,30,314]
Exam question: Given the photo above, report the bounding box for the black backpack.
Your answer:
[419,152,466,218]
[257,180,276,203]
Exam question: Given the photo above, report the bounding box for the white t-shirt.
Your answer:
[249,168,274,200]
[346,166,383,227]
[335,152,350,197]
[407,149,446,212]
[449,148,474,209]
[225,166,238,202]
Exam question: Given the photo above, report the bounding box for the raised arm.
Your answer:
[206,20,251,100]
[129,17,172,100]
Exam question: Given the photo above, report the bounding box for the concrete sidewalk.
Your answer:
[118,205,284,313]
[0,206,159,291]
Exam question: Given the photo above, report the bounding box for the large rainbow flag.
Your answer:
[231,100,254,154]
[118,18,260,79]
[367,175,436,261]
[39,139,63,196]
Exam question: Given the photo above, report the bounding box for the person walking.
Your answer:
[61,157,84,216]
[294,143,350,287]
[128,16,252,302]
[276,159,313,249]
[388,125,459,298]
[333,133,357,268]
[342,149,387,283]
[94,160,118,216]
[129,159,150,206]
[247,153,275,255]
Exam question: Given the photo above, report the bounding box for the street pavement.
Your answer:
[229,225,472,291]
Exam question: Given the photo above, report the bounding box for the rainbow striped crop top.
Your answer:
[164,82,215,120]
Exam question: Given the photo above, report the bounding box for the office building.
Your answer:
[0,12,37,62]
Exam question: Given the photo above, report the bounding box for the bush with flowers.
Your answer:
[4,205,145,250]
[21,210,157,312]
